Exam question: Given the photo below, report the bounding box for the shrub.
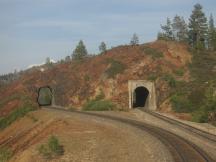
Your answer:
[95,90,105,101]
[143,46,163,59]
[192,110,208,123]
[0,105,35,129]
[174,69,185,76]
[0,94,35,130]
[38,136,64,159]
[192,85,216,123]
[38,144,51,159]
[48,136,63,155]
[163,74,176,87]
[84,75,90,82]
[148,74,158,81]
[187,87,205,107]
[105,59,126,78]
[170,94,194,113]
[189,52,216,82]
[0,147,12,162]
[83,100,115,111]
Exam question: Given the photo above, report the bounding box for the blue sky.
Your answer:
[0,0,216,74]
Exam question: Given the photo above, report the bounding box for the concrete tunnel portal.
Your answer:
[128,80,157,110]
[37,86,54,107]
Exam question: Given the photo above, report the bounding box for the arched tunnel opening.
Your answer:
[133,86,149,108]
[37,86,53,106]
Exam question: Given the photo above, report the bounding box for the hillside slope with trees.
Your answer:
[0,3,216,132]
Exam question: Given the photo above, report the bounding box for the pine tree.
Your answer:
[65,56,71,62]
[160,18,173,40]
[46,57,51,64]
[188,3,208,50]
[99,42,107,54]
[72,40,88,60]
[208,14,216,51]
[130,33,139,45]
[172,15,188,42]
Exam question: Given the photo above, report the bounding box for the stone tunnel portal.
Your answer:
[128,80,157,110]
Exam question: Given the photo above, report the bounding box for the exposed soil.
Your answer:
[0,40,191,116]
[0,109,172,162]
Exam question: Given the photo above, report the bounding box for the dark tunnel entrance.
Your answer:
[133,87,149,108]
[37,86,53,106]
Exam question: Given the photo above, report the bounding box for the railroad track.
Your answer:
[142,109,216,143]
[46,106,214,162]
[0,123,40,147]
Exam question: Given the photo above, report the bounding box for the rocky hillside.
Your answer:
[0,40,191,116]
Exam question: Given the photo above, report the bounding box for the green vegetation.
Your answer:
[188,4,208,50]
[0,147,12,162]
[192,110,208,123]
[83,100,115,111]
[83,90,116,111]
[143,46,163,59]
[0,94,36,130]
[0,103,35,129]
[84,75,90,82]
[147,74,158,81]
[158,3,216,51]
[72,40,88,60]
[130,33,139,45]
[163,74,176,87]
[99,42,107,54]
[38,135,64,159]
[208,14,216,51]
[65,55,71,62]
[45,57,54,68]
[174,68,185,76]
[169,50,216,123]
[170,93,194,113]
[158,18,175,41]
[105,59,126,78]
[192,85,216,123]
[189,52,216,82]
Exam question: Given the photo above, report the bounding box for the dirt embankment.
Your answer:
[0,109,172,162]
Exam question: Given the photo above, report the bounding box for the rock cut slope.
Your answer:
[0,40,191,115]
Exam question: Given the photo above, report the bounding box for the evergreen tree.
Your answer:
[157,32,164,40]
[172,15,188,42]
[130,33,139,45]
[45,57,53,68]
[72,40,88,60]
[65,56,71,62]
[46,57,50,64]
[160,18,173,40]
[188,3,208,50]
[99,42,107,54]
[208,14,216,51]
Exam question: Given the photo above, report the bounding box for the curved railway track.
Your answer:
[0,107,214,162]
[142,109,216,143]
[46,107,214,162]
